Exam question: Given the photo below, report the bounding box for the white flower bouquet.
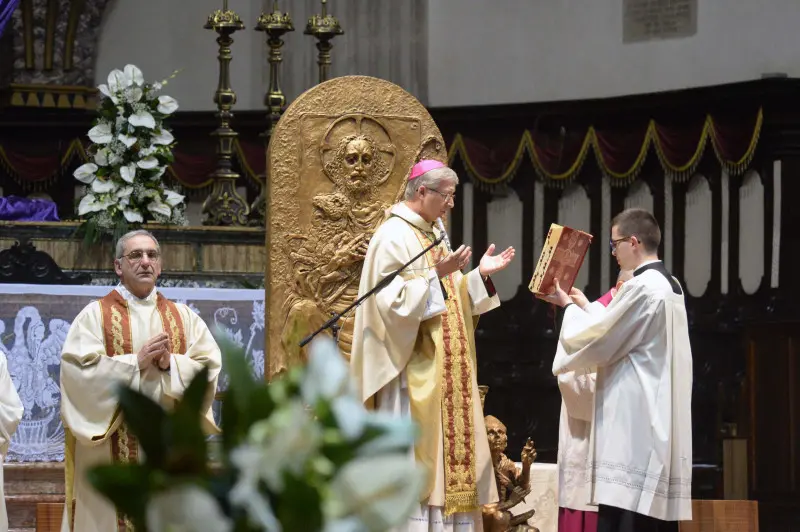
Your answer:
[87,336,424,532]
[73,64,187,242]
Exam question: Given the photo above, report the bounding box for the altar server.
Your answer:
[556,269,632,532]
[351,160,515,531]
[60,230,221,532]
[541,209,692,532]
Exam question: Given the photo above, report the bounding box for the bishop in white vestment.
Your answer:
[542,209,692,532]
[351,160,515,531]
[0,351,23,531]
[60,230,221,532]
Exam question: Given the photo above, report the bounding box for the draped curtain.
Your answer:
[0,0,18,38]
[0,108,762,193]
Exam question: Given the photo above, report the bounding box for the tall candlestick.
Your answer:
[305,0,344,83]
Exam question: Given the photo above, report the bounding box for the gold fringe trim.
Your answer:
[447,107,763,190]
[444,490,479,517]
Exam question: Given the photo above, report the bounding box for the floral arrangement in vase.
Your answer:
[88,336,424,532]
[73,64,187,242]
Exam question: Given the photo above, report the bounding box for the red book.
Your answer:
[529,223,593,296]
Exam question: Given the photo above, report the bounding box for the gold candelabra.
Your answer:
[202,1,249,226]
[250,1,295,225]
[304,0,343,84]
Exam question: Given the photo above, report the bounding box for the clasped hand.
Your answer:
[137,332,171,370]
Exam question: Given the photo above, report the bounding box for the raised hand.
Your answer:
[478,244,515,278]
[436,245,472,278]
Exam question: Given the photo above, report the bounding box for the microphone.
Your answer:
[436,217,452,252]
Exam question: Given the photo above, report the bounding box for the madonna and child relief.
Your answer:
[267,75,447,379]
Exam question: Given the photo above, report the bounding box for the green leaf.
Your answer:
[86,463,152,529]
[116,385,168,468]
[220,388,244,455]
[274,473,323,532]
[166,367,210,475]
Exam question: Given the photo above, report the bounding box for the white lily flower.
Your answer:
[232,400,321,491]
[91,178,117,194]
[123,64,144,86]
[123,209,144,223]
[137,157,159,169]
[145,484,233,532]
[97,84,118,104]
[77,193,98,215]
[120,163,137,183]
[118,134,137,148]
[157,95,179,114]
[107,69,128,93]
[163,189,185,206]
[77,193,114,215]
[73,163,98,184]
[229,477,281,532]
[108,152,123,166]
[302,336,353,405]
[151,166,167,180]
[151,129,174,145]
[147,200,172,218]
[93,148,110,166]
[125,87,143,103]
[115,186,133,199]
[129,110,156,129]
[356,412,417,457]
[323,517,368,532]
[330,396,368,441]
[88,123,113,144]
[324,454,425,531]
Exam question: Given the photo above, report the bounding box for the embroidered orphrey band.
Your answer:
[411,228,478,515]
[156,293,188,355]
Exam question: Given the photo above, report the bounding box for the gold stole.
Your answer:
[64,290,188,532]
[406,226,478,516]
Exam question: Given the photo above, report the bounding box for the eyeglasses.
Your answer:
[609,236,632,252]
[121,249,161,263]
[427,188,456,202]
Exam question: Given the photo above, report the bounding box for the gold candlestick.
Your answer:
[251,1,295,225]
[304,0,343,84]
[202,6,249,226]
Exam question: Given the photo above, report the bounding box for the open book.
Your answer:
[529,223,593,296]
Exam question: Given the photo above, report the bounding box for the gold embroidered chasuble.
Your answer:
[60,287,221,532]
[350,202,500,517]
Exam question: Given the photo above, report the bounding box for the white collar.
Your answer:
[115,283,157,303]
[390,202,435,233]
[634,259,661,273]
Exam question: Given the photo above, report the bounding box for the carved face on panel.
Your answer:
[344,138,375,185]
[485,415,508,454]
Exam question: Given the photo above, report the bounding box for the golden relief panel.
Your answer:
[267,75,446,379]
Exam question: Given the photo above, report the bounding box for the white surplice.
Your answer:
[0,352,23,532]
[556,303,602,514]
[351,203,500,531]
[552,262,693,521]
[60,286,221,532]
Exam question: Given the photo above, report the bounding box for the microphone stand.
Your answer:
[299,233,444,348]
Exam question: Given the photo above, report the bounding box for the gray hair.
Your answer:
[115,229,160,258]
[403,166,459,201]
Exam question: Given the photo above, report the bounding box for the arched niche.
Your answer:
[739,170,765,295]
[683,174,712,297]
[624,179,654,213]
[557,183,591,291]
[487,189,523,301]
